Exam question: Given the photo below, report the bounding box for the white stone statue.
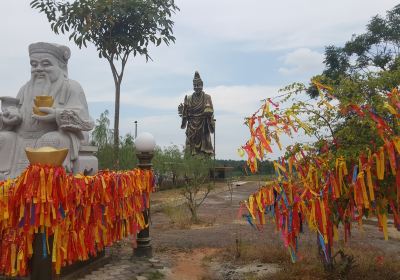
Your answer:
[0,42,95,179]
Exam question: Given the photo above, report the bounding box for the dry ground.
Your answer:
[150,181,400,280]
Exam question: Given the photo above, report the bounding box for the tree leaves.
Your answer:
[30,0,179,68]
[323,4,400,77]
[31,0,179,162]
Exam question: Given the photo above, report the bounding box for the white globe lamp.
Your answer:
[135,132,156,153]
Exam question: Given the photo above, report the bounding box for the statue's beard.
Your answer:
[30,73,52,97]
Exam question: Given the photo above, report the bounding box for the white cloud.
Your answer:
[1,1,398,160]
[89,84,280,116]
[278,48,324,75]
[117,84,285,160]
[209,85,279,115]
[177,0,399,50]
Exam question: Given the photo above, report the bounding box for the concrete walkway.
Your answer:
[75,242,166,280]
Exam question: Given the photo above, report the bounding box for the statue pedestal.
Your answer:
[73,145,98,175]
[210,166,234,181]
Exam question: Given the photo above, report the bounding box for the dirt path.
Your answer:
[150,181,400,279]
[75,181,400,280]
[151,182,262,279]
[159,248,218,280]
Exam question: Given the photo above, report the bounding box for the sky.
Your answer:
[0,0,398,160]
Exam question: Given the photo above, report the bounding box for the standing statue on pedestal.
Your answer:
[178,71,215,156]
[0,42,95,179]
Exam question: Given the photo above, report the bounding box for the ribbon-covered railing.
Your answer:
[239,84,400,263]
[0,165,154,276]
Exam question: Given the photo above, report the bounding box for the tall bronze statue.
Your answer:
[178,71,215,156]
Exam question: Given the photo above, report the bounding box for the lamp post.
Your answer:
[134,132,156,258]
[134,120,138,139]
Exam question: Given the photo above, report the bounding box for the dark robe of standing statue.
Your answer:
[179,71,215,155]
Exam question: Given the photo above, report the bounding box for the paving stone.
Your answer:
[150,263,164,269]
[118,264,131,269]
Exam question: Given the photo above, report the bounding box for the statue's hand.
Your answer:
[204,106,213,116]
[32,107,56,122]
[178,103,184,116]
[2,110,21,126]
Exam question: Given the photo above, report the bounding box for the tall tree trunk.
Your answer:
[114,80,121,169]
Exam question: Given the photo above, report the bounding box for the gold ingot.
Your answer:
[25,146,68,166]
[35,95,53,100]
[33,96,53,115]
[34,99,54,107]
[33,106,49,116]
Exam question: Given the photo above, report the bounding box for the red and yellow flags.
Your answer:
[0,165,153,276]
[240,85,400,262]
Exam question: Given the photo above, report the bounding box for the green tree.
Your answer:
[302,4,400,163]
[326,4,400,76]
[91,110,114,169]
[182,154,213,223]
[91,109,113,147]
[152,144,184,188]
[307,4,400,98]
[30,0,179,165]
[119,133,137,170]
[163,145,184,186]
[152,146,167,187]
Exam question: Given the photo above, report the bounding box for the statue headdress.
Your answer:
[193,71,203,84]
[29,42,71,64]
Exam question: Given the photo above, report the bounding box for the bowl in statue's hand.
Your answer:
[25,146,68,166]
[33,106,49,116]
[33,96,54,115]
[34,99,54,108]
[35,95,53,100]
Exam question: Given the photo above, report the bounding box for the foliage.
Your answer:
[328,4,400,76]
[153,145,214,221]
[161,204,191,229]
[240,4,400,272]
[182,154,213,222]
[301,4,400,163]
[91,109,113,147]
[152,144,184,188]
[215,159,275,177]
[118,133,137,170]
[91,110,137,170]
[306,4,400,99]
[31,0,179,163]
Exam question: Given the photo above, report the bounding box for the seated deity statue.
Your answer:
[0,42,94,179]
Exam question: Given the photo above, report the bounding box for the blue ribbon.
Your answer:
[244,214,255,229]
[288,210,293,233]
[59,204,66,219]
[352,165,358,183]
[42,232,47,259]
[318,232,329,263]
[30,204,35,225]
